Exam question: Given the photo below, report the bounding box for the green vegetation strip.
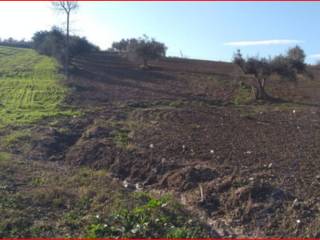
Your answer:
[0,46,76,128]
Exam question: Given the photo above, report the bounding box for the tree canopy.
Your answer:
[233,46,306,100]
[32,27,99,65]
[112,36,167,67]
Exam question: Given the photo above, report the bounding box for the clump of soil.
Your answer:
[191,170,318,237]
[29,127,79,161]
[160,164,218,191]
[26,117,91,161]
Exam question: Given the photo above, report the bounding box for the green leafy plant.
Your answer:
[86,194,210,238]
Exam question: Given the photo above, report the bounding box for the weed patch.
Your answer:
[86,193,213,238]
[233,83,252,105]
[2,129,31,147]
[0,152,11,161]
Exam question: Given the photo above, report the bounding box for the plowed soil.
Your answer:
[16,53,320,237]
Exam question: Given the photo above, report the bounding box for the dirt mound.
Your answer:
[26,117,91,161]
[235,182,291,203]
[29,127,80,161]
[160,165,218,191]
[189,170,319,237]
[66,140,114,167]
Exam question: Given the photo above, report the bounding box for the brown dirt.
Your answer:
[10,52,320,237]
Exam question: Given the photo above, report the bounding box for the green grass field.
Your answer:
[0,46,75,128]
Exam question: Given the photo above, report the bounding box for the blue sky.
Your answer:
[0,2,320,63]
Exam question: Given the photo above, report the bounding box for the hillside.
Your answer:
[1,47,320,237]
[0,47,218,238]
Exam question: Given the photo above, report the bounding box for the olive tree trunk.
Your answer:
[254,77,269,100]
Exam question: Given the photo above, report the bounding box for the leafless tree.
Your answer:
[52,1,79,77]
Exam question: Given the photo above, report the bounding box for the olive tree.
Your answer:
[287,45,306,73]
[233,46,306,100]
[134,36,167,67]
[112,36,167,68]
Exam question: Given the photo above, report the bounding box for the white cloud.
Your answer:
[224,39,303,47]
[308,54,320,59]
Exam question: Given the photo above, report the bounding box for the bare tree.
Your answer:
[52,1,79,77]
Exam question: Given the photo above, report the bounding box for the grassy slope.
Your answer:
[0,46,74,128]
[0,47,212,238]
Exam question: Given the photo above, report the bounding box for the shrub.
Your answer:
[32,27,65,63]
[287,45,306,73]
[86,194,212,238]
[112,35,167,67]
[32,27,98,65]
[0,38,31,49]
[69,36,99,58]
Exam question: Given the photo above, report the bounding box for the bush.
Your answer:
[112,35,167,67]
[0,38,31,49]
[32,27,99,65]
[32,27,66,63]
[287,45,306,73]
[112,38,139,52]
[270,55,295,79]
[69,36,99,58]
[86,194,212,238]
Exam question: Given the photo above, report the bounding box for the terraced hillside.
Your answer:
[1,48,320,237]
